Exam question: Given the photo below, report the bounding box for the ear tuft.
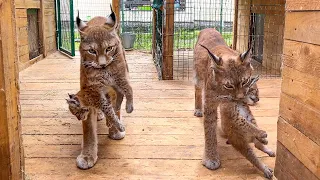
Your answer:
[199,44,222,66]
[76,10,88,31]
[240,47,252,63]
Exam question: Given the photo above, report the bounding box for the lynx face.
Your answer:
[77,11,120,69]
[66,94,89,121]
[245,83,259,106]
[202,45,254,101]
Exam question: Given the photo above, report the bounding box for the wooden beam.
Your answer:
[232,0,238,50]
[286,0,320,11]
[162,0,174,80]
[40,0,47,57]
[277,118,320,178]
[275,141,319,180]
[112,0,120,34]
[284,11,320,46]
[0,0,23,179]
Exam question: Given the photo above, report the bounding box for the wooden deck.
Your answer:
[20,51,281,179]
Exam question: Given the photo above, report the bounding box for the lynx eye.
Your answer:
[106,46,113,52]
[223,84,234,90]
[242,78,250,87]
[88,49,96,55]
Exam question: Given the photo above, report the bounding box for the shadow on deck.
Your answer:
[19,51,281,179]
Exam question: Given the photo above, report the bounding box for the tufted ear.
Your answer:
[249,75,260,88]
[240,47,252,64]
[76,11,88,37]
[105,5,118,31]
[199,44,222,67]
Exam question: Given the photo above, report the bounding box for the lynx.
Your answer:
[220,76,275,179]
[193,28,254,170]
[72,7,133,170]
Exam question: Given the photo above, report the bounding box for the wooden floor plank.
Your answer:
[20,51,280,179]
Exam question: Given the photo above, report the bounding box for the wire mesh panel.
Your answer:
[173,0,234,80]
[120,0,153,51]
[57,0,75,56]
[73,0,112,50]
[236,0,285,78]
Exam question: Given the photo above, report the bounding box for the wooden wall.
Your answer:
[0,0,23,179]
[15,0,56,71]
[235,0,284,73]
[275,0,320,179]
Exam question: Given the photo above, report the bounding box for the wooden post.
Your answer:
[0,0,23,179]
[40,0,47,57]
[232,0,239,50]
[112,0,120,34]
[162,0,174,80]
[152,8,156,59]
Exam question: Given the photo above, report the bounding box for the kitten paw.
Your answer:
[263,166,274,179]
[266,150,276,157]
[126,103,134,113]
[202,159,221,170]
[76,154,97,170]
[194,109,203,117]
[108,130,126,140]
[257,130,267,139]
[257,137,268,145]
[97,111,105,121]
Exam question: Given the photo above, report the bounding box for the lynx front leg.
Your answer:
[194,85,203,117]
[202,91,220,170]
[77,108,98,170]
[254,139,276,157]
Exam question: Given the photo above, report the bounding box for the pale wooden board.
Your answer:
[275,141,319,180]
[20,51,280,179]
[279,93,320,145]
[286,0,320,11]
[284,11,320,46]
[277,118,320,178]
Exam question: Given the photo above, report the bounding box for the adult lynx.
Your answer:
[73,7,133,170]
[193,28,254,170]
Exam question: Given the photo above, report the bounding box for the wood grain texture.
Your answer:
[279,93,320,145]
[283,40,320,78]
[0,0,23,179]
[286,0,320,11]
[20,51,279,179]
[275,141,319,180]
[284,11,320,45]
[277,118,320,178]
[162,0,174,80]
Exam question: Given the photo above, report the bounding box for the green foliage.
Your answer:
[73,30,233,51]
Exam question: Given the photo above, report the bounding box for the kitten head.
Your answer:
[66,94,89,121]
[244,75,260,106]
[77,6,120,68]
[201,45,254,101]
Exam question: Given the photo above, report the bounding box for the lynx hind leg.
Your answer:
[231,141,273,179]
[194,85,203,117]
[254,139,275,157]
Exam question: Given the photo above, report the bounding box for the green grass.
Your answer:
[74,30,233,51]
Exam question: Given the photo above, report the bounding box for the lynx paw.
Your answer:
[97,111,105,121]
[76,154,97,170]
[263,166,274,179]
[194,109,203,117]
[108,129,126,140]
[202,158,221,170]
[126,103,134,113]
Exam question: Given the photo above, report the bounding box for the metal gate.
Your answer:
[56,0,75,56]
